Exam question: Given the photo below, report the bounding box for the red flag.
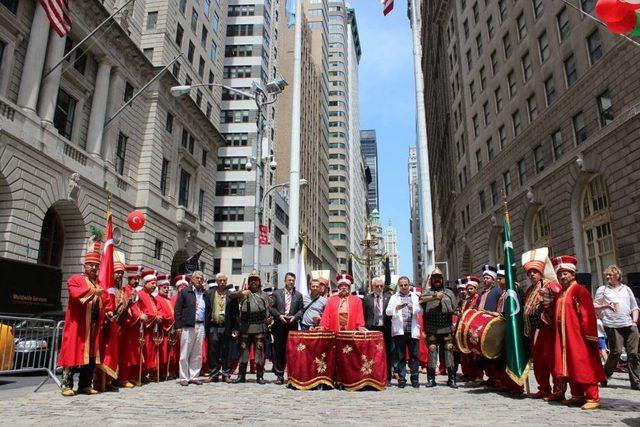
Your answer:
[382,0,394,16]
[98,212,115,311]
[39,0,72,37]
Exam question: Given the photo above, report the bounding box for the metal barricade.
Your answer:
[0,315,62,390]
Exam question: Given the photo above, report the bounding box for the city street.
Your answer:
[0,372,638,425]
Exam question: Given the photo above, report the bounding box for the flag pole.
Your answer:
[43,0,136,79]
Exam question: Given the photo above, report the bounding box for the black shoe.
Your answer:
[233,363,248,384]
[256,376,266,385]
[210,375,220,383]
[600,380,608,387]
[425,368,437,387]
[274,376,285,385]
[232,375,246,384]
[447,368,458,389]
[398,380,407,389]
[411,381,420,389]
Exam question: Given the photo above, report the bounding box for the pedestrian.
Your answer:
[550,255,605,410]
[204,272,237,383]
[594,265,640,389]
[364,277,392,384]
[420,267,458,388]
[174,271,207,386]
[270,272,304,385]
[596,318,608,366]
[58,242,104,397]
[233,270,271,385]
[386,276,422,388]
[300,275,328,331]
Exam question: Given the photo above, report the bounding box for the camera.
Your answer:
[269,159,277,171]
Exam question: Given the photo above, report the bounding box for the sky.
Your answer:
[353,0,416,277]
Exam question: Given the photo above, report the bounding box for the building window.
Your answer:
[0,0,18,13]
[215,181,246,196]
[232,259,242,275]
[217,156,248,171]
[502,32,512,57]
[582,175,616,283]
[466,49,473,71]
[480,66,487,90]
[146,11,158,30]
[597,90,614,127]
[527,95,538,123]
[544,76,556,105]
[214,206,245,221]
[204,0,211,16]
[201,149,208,167]
[483,101,491,125]
[143,48,153,61]
[499,125,507,149]
[210,41,218,61]
[490,50,499,74]
[53,89,76,140]
[517,158,527,185]
[521,52,532,81]
[499,0,507,21]
[587,30,602,64]
[175,23,184,46]
[502,170,511,196]
[188,41,195,63]
[564,54,578,87]
[533,144,545,173]
[115,132,128,175]
[531,207,552,250]
[557,7,571,42]
[551,130,563,160]
[512,110,522,136]
[223,133,249,146]
[538,31,550,62]
[160,158,169,195]
[487,15,495,39]
[479,190,486,214]
[213,258,221,274]
[469,80,476,102]
[475,149,483,171]
[463,19,469,40]
[213,12,220,31]
[494,86,503,112]
[517,13,527,41]
[490,180,498,205]
[508,70,517,98]
[581,0,595,13]
[215,233,244,247]
[472,114,479,137]
[179,0,186,15]
[573,111,588,144]
[154,239,163,260]
[38,207,63,267]
[198,189,205,221]
[165,112,174,133]
[124,82,134,102]
[179,168,191,207]
[191,8,198,31]
[532,0,543,19]
[476,34,483,56]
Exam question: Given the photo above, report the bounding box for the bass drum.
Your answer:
[455,309,505,359]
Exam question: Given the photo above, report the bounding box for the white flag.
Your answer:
[295,244,308,296]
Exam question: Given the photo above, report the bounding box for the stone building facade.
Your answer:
[0,0,223,310]
[421,0,640,290]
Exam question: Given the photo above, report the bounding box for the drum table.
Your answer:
[286,331,336,390]
[334,330,387,391]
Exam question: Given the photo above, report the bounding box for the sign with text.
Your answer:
[0,257,62,314]
[259,225,269,245]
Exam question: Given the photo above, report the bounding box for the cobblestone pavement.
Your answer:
[0,370,638,426]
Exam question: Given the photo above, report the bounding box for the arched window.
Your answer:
[531,206,552,253]
[490,232,505,265]
[38,207,64,267]
[581,175,616,279]
[460,246,472,275]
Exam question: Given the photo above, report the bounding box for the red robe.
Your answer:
[169,293,181,376]
[136,289,159,376]
[553,282,605,384]
[58,275,104,367]
[460,294,482,380]
[97,287,125,379]
[320,295,365,332]
[118,285,142,382]
[154,294,175,378]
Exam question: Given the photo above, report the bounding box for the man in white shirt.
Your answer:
[594,265,639,389]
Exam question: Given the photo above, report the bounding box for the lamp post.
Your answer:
[171,78,287,277]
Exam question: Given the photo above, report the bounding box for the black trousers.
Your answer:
[369,325,392,381]
[272,322,297,377]
[239,333,265,367]
[207,326,232,377]
[61,359,96,390]
[394,334,419,383]
[427,333,455,369]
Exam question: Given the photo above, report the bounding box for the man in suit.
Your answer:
[204,272,238,383]
[270,272,304,384]
[364,276,392,385]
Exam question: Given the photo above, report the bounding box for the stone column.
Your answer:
[38,32,67,123]
[17,3,51,112]
[86,61,112,157]
[102,69,124,166]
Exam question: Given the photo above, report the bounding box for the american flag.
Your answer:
[382,0,394,16]
[39,0,72,37]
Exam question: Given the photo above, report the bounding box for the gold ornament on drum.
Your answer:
[342,345,353,354]
[360,354,374,375]
[296,343,307,352]
[375,343,383,351]
[314,353,328,374]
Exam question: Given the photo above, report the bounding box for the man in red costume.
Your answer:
[459,276,483,383]
[521,248,563,401]
[137,269,162,382]
[155,274,175,381]
[551,255,605,410]
[319,274,365,332]
[117,265,143,387]
[58,242,104,397]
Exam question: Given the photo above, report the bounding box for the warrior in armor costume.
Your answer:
[420,267,458,388]
[233,270,271,385]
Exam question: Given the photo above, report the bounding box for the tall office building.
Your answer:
[420,0,640,287]
[360,129,379,214]
[384,219,399,276]
[408,146,423,285]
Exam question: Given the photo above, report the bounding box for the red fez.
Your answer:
[85,241,101,264]
[552,255,578,274]
[336,273,354,286]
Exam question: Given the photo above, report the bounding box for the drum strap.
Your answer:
[300,297,320,320]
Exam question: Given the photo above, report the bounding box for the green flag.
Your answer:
[502,210,530,385]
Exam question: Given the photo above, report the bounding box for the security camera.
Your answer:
[269,159,277,170]
[245,160,253,171]
[266,76,288,94]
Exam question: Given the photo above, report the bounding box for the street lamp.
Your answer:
[171,78,288,276]
[255,179,308,277]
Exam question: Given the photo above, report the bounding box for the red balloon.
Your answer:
[596,0,627,21]
[606,9,637,33]
[620,0,640,12]
[127,210,145,232]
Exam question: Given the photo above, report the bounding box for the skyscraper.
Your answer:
[360,129,379,214]
[408,146,423,285]
[384,219,399,276]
